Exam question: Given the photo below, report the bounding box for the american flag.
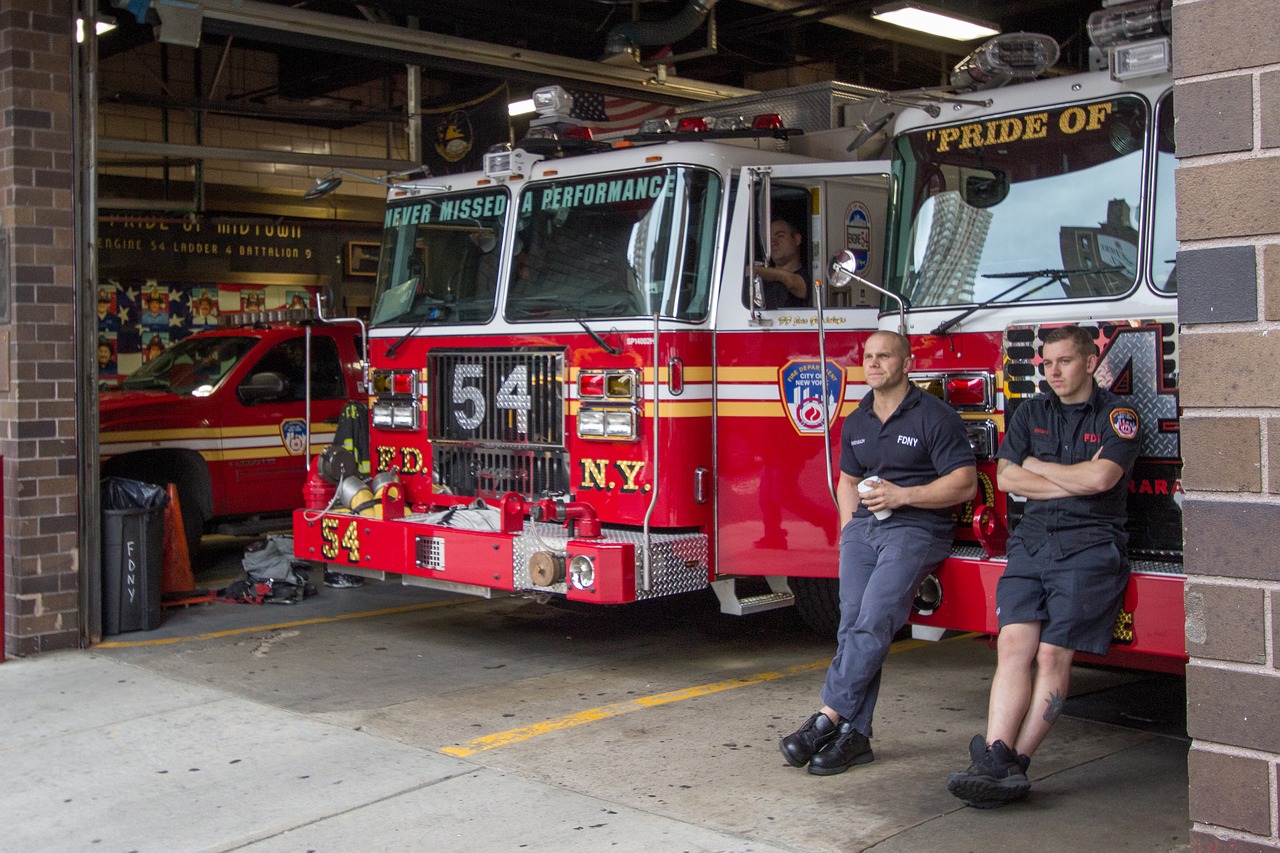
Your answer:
[570,91,676,133]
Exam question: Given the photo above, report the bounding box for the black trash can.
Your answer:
[101,477,168,635]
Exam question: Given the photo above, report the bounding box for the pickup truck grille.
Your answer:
[428,350,568,499]
[428,349,564,446]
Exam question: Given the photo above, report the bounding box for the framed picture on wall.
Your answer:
[345,242,380,278]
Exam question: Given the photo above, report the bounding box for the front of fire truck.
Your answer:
[294,105,804,605]
[860,2,1185,667]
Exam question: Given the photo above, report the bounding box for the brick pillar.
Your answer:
[0,1,80,655]
[1176,0,1280,848]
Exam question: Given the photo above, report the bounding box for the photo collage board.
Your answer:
[97,280,319,383]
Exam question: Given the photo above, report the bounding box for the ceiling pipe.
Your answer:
[605,0,719,56]
[197,0,754,104]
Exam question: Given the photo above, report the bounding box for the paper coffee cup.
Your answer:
[858,476,892,520]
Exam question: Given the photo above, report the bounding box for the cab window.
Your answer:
[244,337,345,401]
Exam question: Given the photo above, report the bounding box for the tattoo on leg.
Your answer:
[1042,690,1065,724]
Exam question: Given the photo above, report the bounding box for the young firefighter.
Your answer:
[947,325,1140,808]
[780,331,976,775]
[752,218,812,309]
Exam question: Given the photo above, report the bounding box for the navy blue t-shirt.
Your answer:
[839,385,976,533]
[997,383,1140,557]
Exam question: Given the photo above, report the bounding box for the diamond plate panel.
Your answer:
[512,522,709,599]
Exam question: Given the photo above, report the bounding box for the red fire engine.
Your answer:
[294,0,1182,670]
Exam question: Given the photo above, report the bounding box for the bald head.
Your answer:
[867,330,911,360]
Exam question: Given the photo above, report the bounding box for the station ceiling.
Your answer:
[97,0,1111,114]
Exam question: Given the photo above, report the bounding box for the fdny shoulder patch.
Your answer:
[1109,407,1139,439]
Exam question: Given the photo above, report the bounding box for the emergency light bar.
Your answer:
[630,112,799,143]
[220,307,316,328]
[950,33,1060,90]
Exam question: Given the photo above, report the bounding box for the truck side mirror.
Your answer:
[238,371,289,404]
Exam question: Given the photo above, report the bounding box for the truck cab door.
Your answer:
[219,334,348,517]
[713,161,891,578]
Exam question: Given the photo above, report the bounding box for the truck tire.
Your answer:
[791,577,840,639]
[102,453,208,564]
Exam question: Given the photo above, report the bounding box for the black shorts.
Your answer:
[995,537,1130,656]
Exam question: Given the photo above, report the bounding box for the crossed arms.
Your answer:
[997,449,1124,500]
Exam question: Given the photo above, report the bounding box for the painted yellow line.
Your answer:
[440,632,979,758]
[94,599,468,648]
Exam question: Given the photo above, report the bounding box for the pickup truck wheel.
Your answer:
[791,577,840,639]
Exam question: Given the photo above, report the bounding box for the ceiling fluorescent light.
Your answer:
[872,2,1000,42]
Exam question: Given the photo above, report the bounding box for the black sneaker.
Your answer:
[324,571,364,589]
[780,712,839,767]
[807,720,874,775]
[946,734,1031,807]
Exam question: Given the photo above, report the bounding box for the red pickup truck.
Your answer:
[100,320,364,555]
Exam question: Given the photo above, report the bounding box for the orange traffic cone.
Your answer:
[161,483,196,596]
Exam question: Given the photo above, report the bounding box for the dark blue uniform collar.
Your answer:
[1046,381,1101,414]
[858,383,924,422]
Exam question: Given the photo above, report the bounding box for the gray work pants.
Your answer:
[819,517,953,738]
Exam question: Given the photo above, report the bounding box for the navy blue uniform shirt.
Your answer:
[839,384,976,534]
[997,383,1140,558]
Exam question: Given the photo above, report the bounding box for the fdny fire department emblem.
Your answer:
[780,359,845,435]
[280,419,309,456]
[1110,407,1139,439]
[845,203,872,273]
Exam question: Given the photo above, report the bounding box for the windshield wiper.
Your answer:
[931,266,1124,336]
[569,313,622,356]
[385,298,454,358]
[510,297,623,355]
[122,377,170,390]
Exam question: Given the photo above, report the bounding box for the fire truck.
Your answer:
[101,312,365,556]
[293,0,1182,669]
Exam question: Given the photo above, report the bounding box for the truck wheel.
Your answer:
[792,577,840,639]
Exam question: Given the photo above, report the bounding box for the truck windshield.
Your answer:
[371,188,509,327]
[506,166,721,322]
[889,96,1150,308]
[120,335,257,396]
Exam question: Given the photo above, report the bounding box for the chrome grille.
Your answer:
[433,446,570,500]
[428,349,564,446]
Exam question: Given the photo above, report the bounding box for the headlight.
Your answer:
[577,406,638,441]
[604,409,636,438]
[568,554,595,590]
[392,403,418,429]
[578,408,606,437]
[372,402,394,428]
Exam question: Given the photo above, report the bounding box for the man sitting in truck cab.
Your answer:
[752,218,812,309]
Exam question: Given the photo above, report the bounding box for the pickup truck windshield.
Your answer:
[372,188,509,327]
[120,335,256,395]
[889,96,1152,309]
[506,166,721,322]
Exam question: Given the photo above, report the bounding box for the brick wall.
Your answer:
[0,0,79,655]
[1176,0,1280,848]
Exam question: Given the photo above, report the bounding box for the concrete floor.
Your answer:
[5,536,1191,852]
